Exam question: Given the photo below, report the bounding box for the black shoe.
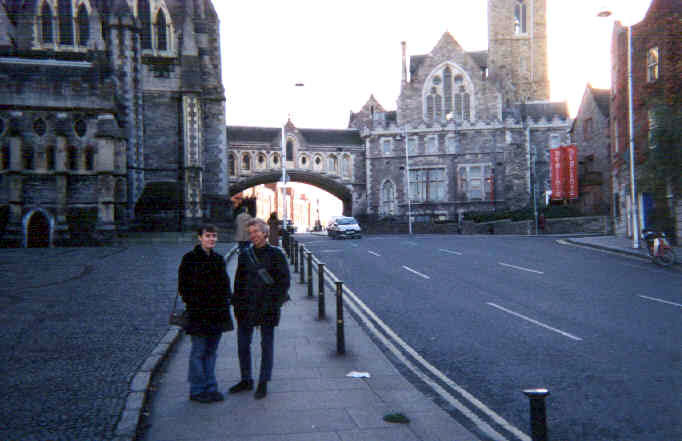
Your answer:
[254,382,267,399]
[208,391,225,402]
[189,392,213,403]
[229,379,253,394]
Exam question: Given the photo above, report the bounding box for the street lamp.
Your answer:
[400,126,413,235]
[281,82,305,227]
[599,10,639,248]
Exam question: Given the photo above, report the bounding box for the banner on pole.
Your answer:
[550,145,579,201]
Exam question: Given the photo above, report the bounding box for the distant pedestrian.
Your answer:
[231,195,256,253]
[230,218,290,399]
[267,212,280,246]
[178,224,234,403]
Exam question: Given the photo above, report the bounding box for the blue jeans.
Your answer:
[237,324,274,383]
[188,334,222,396]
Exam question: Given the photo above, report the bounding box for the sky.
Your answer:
[215,0,653,130]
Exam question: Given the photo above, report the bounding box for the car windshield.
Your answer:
[337,217,357,225]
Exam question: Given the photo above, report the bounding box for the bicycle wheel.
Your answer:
[654,248,676,267]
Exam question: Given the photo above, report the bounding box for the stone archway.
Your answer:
[230,170,353,216]
[26,211,50,248]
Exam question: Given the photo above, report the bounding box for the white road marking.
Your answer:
[402,265,431,279]
[439,248,463,255]
[350,243,359,248]
[319,249,343,253]
[486,303,583,341]
[638,295,682,308]
[498,262,544,275]
[368,250,381,257]
[403,241,418,246]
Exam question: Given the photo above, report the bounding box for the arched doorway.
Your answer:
[27,211,50,247]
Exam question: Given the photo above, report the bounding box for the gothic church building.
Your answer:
[350,0,570,221]
[0,0,227,246]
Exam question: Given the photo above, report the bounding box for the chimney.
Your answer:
[401,41,407,84]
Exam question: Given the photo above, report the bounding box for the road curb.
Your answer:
[562,238,682,270]
[113,327,183,440]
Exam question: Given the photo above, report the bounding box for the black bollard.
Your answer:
[299,246,305,284]
[336,281,345,355]
[293,242,299,273]
[523,388,550,441]
[307,252,313,297]
[318,262,326,320]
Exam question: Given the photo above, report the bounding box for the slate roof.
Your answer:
[503,101,569,121]
[227,126,362,146]
[591,88,610,117]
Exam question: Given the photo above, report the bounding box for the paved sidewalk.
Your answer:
[564,234,681,267]
[139,251,479,441]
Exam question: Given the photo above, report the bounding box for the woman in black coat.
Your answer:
[230,218,290,399]
[178,225,233,403]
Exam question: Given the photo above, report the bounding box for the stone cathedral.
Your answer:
[0,0,227,246]
[349,0,571,221]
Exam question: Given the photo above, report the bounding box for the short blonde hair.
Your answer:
[247,218,269,236]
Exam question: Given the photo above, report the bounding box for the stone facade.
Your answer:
[349,0,569,222]
[570,84,611,215]
[0,0,227,246]
[610,0,681,243]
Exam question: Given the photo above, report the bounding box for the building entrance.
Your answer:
[27,211,50,248]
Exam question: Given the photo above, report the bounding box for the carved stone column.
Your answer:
[182,94,203,230]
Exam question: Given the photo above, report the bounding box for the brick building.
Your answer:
[610,0,681,242]
[0,0,227,246]
[570,84,611,215]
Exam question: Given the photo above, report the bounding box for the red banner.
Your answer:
[550,148,564,200]
[550,145,579,201]
[565,144,578,199]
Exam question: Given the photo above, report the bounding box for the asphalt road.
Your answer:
[295,233,682,441]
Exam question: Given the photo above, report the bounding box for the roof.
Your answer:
[503,101,570,121]
[227,126,362,146]
[467,50,488,69]
[591,87,610,117]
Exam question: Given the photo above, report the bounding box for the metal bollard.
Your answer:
[293,241,299,273]
[299,246,305,284]
[523,388,550,441]
[318,262,326,320]
[307,252,313,297]
[289,237,295,262]
[336,281,345,355]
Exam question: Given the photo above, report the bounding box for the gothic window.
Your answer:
[327,154,338,173]
[426,95,434,121]
[514,1,527,35]
[228,154,236,176]
[434,92,442,120]
[138,0,152,49]
[77,4,89,47]
[46,146,56,171]
[380,180,396,215]
[313,155,323,171]
[155,9,168,51]
[33,118,46,137]
[463,93,471,121]
[257,153,266,168]
[67,146,78,170]
[342,155,351,178]
[58,0,73,45]
[84,147,94,170]
[409,168,445,202]
[22,144,35,170]
[286,140,293,161]
[241,153,251,171]
[41,2,54,43]
[454,94,462,119]
[443,66,453,116]
[272,153,279,166]
[647,47,659,82]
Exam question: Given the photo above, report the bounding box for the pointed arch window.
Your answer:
[327,154,338,173]
[241,153,251,171]
[67,146,78,171]
[155,9,168,51]
[443,66,453,116]
[426,95,434,121]
[41,2,54,43]
[514,1,527,35]
[286,140,294,162]
[58,0,73,45]
[342,155,351,178]
[77,4,90,47]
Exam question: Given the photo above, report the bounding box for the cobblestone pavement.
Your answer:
[0,243,229,440]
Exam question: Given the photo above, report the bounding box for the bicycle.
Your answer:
[641,229,677,267]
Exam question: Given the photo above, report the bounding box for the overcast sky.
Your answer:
[214,0,652,130]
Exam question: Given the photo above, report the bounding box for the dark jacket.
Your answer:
[178,245,232,336]
[233,244,290,327]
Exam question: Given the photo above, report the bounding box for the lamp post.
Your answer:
[281,83,305,228]
[599,10,639,248]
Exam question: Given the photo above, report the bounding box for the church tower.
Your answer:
[487,0,550,105]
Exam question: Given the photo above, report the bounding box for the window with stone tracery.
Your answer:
[514,0,527,35]
[36,0,93,49]
[138,0,174,54]
[425,66,473,122]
